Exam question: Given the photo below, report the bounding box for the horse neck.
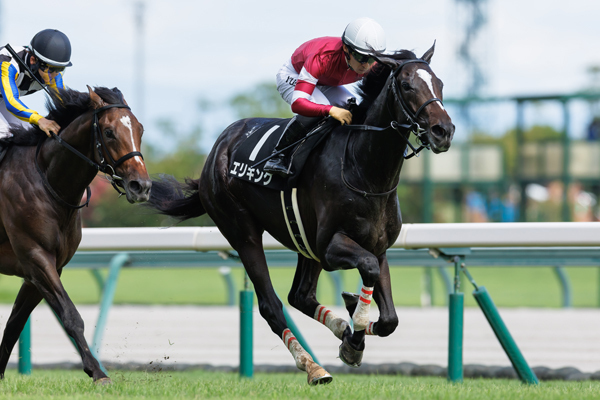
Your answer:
[347,89,408,190]
[39,114,98,201]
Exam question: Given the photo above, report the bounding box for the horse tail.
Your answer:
[146,174,206,221]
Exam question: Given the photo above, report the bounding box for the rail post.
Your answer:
[447,255,464,383]
[18,317,32,375]
[239,272,253,378]
[472,285,539,385]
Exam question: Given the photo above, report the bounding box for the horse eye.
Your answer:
[104,129,115,139]
[401,82,412,91]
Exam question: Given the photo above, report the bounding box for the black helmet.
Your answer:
[30,29,72,67]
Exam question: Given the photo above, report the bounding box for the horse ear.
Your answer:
[87,85,106,109]
[421,40,436,64]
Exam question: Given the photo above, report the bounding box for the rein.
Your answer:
[340,59,444,197]
[35,103,143,209]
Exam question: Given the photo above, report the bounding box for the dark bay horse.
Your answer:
[147,45,454,384]
[0,86,151,383]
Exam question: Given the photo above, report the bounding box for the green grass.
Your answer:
[0,266,597,308]
[0,370,599,400]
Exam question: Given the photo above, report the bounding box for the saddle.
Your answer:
[229,117,336,191]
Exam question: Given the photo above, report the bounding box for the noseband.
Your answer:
[35,103,144,209]
[340,59,445,197]
[389,59,444,158]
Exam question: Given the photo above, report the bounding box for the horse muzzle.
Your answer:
[122,177,152,203]
[428,121,455,153]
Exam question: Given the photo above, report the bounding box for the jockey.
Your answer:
[264,17,386,176]
[0,29,72,145]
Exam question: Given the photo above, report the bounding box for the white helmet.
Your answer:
[342,17,386,55]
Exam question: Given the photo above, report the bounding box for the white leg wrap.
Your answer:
[365,321,376,335]
[352,285,374,331]
[314,305,349,340]
[282,328,313,371]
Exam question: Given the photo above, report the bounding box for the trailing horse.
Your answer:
[0,86,151,383]
[147,44,454,384]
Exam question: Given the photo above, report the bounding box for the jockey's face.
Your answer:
[29,56,62,83]
[343,45,375,75]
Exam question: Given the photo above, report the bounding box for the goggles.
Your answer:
[349,48,376,65]
[39,62,65,74]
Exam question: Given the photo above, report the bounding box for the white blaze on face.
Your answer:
[416,69,445,111]
[119,115,143,165]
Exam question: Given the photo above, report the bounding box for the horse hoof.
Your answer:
[339,336,363,368]
[94,377,112,385]
[306,364,333,385]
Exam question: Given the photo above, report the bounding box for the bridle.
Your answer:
[35,104,144,209]
[341,59,444,197]
[388,59,444,157]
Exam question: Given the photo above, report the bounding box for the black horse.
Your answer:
[147,44,454,384]
[0,86,151,383]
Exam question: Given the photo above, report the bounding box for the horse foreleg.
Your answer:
[0,281,43,378]
[371,253,398,337]
[26,262,109,383]
[340,254,398,337]
[288,255,350,340]
[324,232,380,367]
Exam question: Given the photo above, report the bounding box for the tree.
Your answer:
[229,82,293,119]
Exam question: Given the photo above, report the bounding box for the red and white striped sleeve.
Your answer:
[291,55,333,117]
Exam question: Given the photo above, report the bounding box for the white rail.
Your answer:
[78,222,600,252]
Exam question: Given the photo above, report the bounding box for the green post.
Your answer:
[18,316,32,375]
[447,257,464,383]
[239,273,253,379]
[93,252,129,356]
[473,286,539,385]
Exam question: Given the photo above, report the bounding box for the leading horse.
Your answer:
[0,86,151,383]
[147,44,454,384]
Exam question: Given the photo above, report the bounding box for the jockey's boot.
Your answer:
[263,115,321,177]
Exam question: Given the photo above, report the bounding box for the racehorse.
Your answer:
[147,44,454,384]
[0,86,151,384]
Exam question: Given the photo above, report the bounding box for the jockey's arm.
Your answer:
[0,60,44,126]
[290,60,353,125]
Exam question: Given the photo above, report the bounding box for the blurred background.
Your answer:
[1,0,599,227]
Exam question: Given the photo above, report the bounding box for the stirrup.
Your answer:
[264,154,291,177]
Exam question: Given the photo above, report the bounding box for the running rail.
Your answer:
[78,222,600,251]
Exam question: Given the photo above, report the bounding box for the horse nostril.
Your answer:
[128,180,144,195]
[431,125,446,139]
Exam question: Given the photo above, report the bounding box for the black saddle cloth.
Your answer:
[229,117,334,191]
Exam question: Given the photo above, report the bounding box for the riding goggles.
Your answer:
[349,48,376,65]
[39,62,65,74]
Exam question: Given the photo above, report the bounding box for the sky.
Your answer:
[1,0,599,152]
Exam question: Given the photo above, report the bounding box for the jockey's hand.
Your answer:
[329,106,352,125]
[38,118,61,137]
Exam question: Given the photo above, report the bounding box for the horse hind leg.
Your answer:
[288,255,351,341]
[0,281,43,378]
[233,241,332,385]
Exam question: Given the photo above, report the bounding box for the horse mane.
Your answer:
[9,86,125,146]
[353,50,418,124]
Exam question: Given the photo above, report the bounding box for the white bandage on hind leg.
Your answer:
[314,305,349,340]
[282,328,313,371]
[352,285,374,331]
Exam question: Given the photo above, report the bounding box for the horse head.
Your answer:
[87,86,151,203]
[378,42,455,154]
